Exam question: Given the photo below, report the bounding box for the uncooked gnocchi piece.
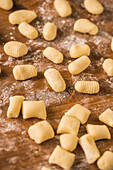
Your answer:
[43,47,63,64]
[60,134,79,152]
[7,96,25,118]
[0,0,13,10]
[44,69,66,92]
[43,22,57,41]
[22,101,47,119]
[65,104,91,124]
[18,22,38,40]
[103,59,113,76]
[86,124,111,141]
[57,115,80,135]
[28,121,54,144]
[75,81,100,94]
[68,56,91,75]
[99,108,113,127]
[41,167,51,170]
[9,10,37,25]
[84,0,104,15]
[111,38,113,51]
[70,44,90,58]
[13,65,37,80]
[97,151,113,170]
[4,41,28,58]
[79,134,100,164]
[74,18,98,35]
[49,145,75,170]
[54,0,72,17]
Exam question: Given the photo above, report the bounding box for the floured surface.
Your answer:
[0,0,113,169]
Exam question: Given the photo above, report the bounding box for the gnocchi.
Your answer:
[13,65,37,80]
[75,81,100,94]
[86,124,111,141]
[49,145,75,170]
[84,0,104,15]
[43,47,63,64]
[0,0,13,10]
[79,134,100,164]
[103,59,113,76]
[54,0,72,17]
[22,101,47,119]
[68,56,91,75]
[44,69,66,92]
[43,22,57,41]
[4,41,28,58]
[41,167,51,170]
[57,115,80,135]
[70,44,90,58]
[111,38,113,51]
[97,151,113,170]
[7,96,25,118]
[65,104,91,124]
[60,134,79,152]
[9,10,37,25]
[28,121,54,144]
[74,18,98,35]
[18,22,38,40]
[99,108,113,127]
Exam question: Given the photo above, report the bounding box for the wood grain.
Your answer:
[0,0,113,169]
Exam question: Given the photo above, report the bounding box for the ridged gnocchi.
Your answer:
[4,41,28,58]
[54,0,72,17]
[9,10,37,25]
[75,81,100,94]
[44,69,66,92]
[18,22,38,40]
[70,44,90,58]
[43,47,63,64]
[0,0,13,10]
[13,65,37,80]
[74,18,98,35]
[84,0,104,15]
[43,22,57,41]
[68,56,91,75]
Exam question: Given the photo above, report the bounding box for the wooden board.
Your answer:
[0,0,113,169]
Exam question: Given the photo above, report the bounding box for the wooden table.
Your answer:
[0,0,113,169]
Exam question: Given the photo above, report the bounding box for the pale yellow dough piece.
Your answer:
[0,0,13,10]
[54,0,72,17]
[86,124,111,141]
[111,38,113,51]
[74,18,98,35]
[97,151,113,170]
[79,134,100,164]
[44,68,66,92]
[18,22,38,40]
[43,22,57,41]
[103,59,113,76]
[60,134,79,152]
[99,108,113,127]
[70,44,90,58]
[22,101,47,119]
[9,10,37,25]
[13,65,37,80]
[7,96,25,118]
[68,56,91,75]
[57,115,80,135]
[4,41,28,58]
[49,145,75,170]
[41,167,51,170]
[43,47,63,64]
[84,0,104,15]
[75,81,100,94]
[65,104,91,124]
[28,121,54,144]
